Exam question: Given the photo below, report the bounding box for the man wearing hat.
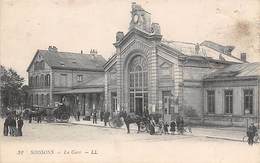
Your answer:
[247,122,257,145]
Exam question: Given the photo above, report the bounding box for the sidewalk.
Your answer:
[69,117,248,142]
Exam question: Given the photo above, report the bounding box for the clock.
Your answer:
[133,14,139,23]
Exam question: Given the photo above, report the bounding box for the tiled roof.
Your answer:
[34,50,106,71]
[204,62,260,79]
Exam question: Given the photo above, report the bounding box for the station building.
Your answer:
[27,47,106,115]
[104,3,260,126]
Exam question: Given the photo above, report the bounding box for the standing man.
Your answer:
[10,116,17,136]
[17,117,24,136]
[247,122,257,145]
[104,111,110,126]
[3,116,10,136]
[100,110,104,122]
[77,110,80,121]
[92,110,97,124]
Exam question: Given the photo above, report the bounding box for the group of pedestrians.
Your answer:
[149,116,190,135]
[3,115,24,137]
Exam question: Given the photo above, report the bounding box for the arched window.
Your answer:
[45,74,50,87]
[128,55,148,115]
[35,94,38,105]
[35,76,38,87]
[40,74,44,87]
[46,94,50,106]
[41,94,44,106]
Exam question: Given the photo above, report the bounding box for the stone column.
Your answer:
[148,47,158,113]
[116,49,123,111]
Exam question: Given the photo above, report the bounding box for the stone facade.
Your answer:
[27,47,106,115]
[104,3,259,126]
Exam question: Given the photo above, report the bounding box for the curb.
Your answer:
[68,121,243,142]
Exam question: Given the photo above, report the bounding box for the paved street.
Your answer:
[0,119,259,163]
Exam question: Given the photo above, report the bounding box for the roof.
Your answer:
[200,40,234,55]
[73,75,104,88]
[161,40,242,63]
[204,62,260,80]
[27,49,106,71]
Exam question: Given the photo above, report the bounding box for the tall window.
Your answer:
[129,55,148,114]
[111,92,117,112]
[224,90,233,114]
[207,90,215,113]
[35,76,38,87]
[40,74,44,87]
[41,94,44,106]
[45,74,50,87]
[46,94,50,106]
[244,89,253,114]
[35,94,38,105]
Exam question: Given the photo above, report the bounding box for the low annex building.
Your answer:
[27,46,106,115]
[104,2,260,126]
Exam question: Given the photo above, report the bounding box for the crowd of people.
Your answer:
[3,115,24,137]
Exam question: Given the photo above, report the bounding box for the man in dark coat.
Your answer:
[92,110,97,124]
[10,117,17,136]
[3,116,10,136]
[17,117,24,136]
[100,110,104,122]
[104,111,110,126]
[247,122,257,145]
[28,113,32,123]
[77,111,80,121]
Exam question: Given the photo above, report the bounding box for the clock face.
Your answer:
[133,14,139,23]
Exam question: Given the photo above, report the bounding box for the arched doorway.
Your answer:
[128,55,148,116]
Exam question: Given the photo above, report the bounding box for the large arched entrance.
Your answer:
[128,55,148,116]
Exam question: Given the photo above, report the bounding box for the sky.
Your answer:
[0,0,259,84]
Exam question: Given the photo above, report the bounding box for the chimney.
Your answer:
[48,46,58,52]
[240,53,247,62]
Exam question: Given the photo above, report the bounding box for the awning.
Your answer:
[53,87,104,95]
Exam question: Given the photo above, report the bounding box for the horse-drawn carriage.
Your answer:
[22,103,70,123]
[108,111,155,133]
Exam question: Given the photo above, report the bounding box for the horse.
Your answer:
[118,111,146,134]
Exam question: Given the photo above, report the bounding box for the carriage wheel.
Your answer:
[61,114,69,120]
[254,136,260,143]
[139,122,146,132]
[242,136,248,142]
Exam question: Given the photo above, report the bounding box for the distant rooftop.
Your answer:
[27,46,106,72]
[204,62,260,79]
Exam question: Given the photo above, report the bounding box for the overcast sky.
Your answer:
[0,0,259,83]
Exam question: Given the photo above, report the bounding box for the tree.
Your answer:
[0,66,25,109]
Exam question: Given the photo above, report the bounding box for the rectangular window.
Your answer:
[77,75,83,82]
[244,89,253,114]
[111,92,117,112]
[60,74,67,87]
[207,90,215,113]
[224,90,233,114]
[130,93,134,113]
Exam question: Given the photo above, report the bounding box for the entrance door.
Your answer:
[135,97,143,116]
[163,96,170,114]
